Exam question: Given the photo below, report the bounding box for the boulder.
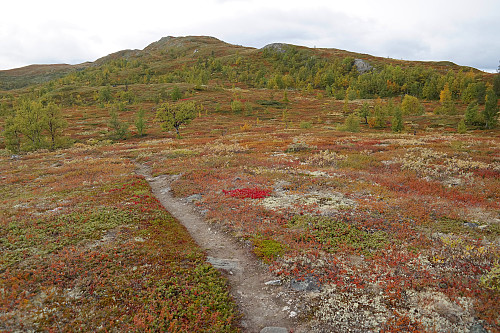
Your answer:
[354,59,372,74]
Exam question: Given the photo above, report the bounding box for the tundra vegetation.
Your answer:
[0,36,499,332]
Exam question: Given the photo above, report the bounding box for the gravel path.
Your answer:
[137,165,296,333]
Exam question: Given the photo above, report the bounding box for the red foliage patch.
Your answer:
[223,188,271,199]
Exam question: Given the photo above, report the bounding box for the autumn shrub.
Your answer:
[223,187,271,199]
[481,261,500,293]
[240,122,252,131]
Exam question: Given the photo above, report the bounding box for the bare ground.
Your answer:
[136,165,300,333]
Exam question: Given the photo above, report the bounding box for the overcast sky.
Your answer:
[1,0,499,72]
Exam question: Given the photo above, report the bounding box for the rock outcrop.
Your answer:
[354,58,372,74]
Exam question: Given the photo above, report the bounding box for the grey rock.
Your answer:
[464,222,478,229]
[290,276,321,292]
[10,155,20,160]
[207,257,240,272]
[261,43,289,53]
[265,279,282,286]
[186,194,202,202]
[470,322,488,333]
[354,59,373,74]
[260,327,288,333]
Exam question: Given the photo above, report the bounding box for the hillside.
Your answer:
[0,35,491,92]
[0,63,90,90]
[0,36,499,332]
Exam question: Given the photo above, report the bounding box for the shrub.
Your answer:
[240,122,252,131]
[300,121,312,129]
[285,138,314,152]
[481,261,500,293]
[339,113,360,132]
[231,100,243,113]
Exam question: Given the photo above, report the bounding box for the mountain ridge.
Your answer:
[0,35,491,91]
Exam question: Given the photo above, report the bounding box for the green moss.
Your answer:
[338,153,380,170]
[253,237,285,262]
[433,217,500,240]
[289,215,389,255]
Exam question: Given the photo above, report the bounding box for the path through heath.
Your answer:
[136,165,297,333]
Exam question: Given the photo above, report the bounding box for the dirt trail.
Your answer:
[136,165,296,333]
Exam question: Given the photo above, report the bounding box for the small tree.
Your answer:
[457,119,467,134]
[282,108,289,128]
[4,115,21,153]
[464,101,480,125]
[16,99,46,150]
[282,90,289,103]
[156,101,197,137]
[483,88,499,129]
[358,102,370,124]
[437,83,456,114]
[391,107,404,133]
[369,104,387,128]
[135,109,146,136]
[401,95,424,115]
[108,109,128,140]
[171,86,182,101]
[342,95,349,114]
[493,74,500,96]
[99,85,112,103]
[45,102,66,150]
[120,90,136,104]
